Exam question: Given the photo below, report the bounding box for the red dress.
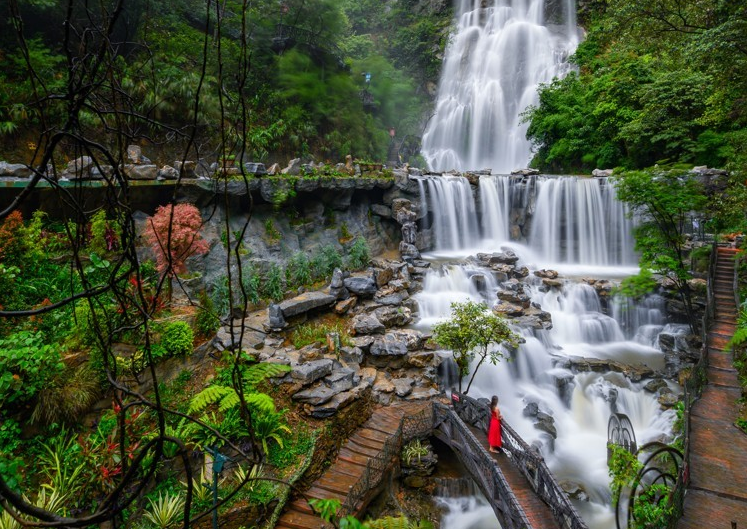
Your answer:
[488,408,502,448]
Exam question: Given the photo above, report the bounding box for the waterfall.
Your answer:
[420,174,637,269]
[422,0,580,173]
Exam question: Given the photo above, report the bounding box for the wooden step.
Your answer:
[277,509,331,529]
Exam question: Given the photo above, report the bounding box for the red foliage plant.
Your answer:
[0,211,25,263]
[144,203,209,276]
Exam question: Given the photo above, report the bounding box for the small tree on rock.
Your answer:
[432,300,521,394]
[145,203,209,301]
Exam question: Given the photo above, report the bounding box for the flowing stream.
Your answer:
[421,0,580,173]
[415,176,681,529]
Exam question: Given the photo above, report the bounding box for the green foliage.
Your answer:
[346,236,370,270]
[432,301,521,394]
[161,321,194,356]
[311,244,343,281]
[310,498,342,523]
[401,439,428,466]
[614,168,707,329]
[264,218,281,242]
[630,484,675,529]
[261,263,285,302]
[0,331,64,409]
[89,210,119,255]
[142,492,184,529]
[195,290,220,338]
[252,409,292,454]
[607,443,641,507]
[31,364,101,425]
[616,268,659,300]
[286,252,312,288]
[266,423,316,469]
[291,320,352,349]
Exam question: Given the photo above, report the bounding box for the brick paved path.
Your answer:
[678,247,747,529]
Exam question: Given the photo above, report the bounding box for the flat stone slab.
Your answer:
[279,291,336,318]
[290,359,333,384]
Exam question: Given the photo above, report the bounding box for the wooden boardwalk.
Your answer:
[467,424,560,529]
[275,403,416,529]
[678,247,747,529]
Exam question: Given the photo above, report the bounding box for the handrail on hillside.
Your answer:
[449,393,589,529]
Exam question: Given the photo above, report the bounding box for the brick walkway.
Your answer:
[678,247,747,529]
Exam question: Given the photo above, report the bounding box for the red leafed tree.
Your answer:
[145,203,209,277]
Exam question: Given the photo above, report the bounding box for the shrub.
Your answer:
[261,264,285,301]
[144,203,209,276]
[346,236,370,270]
[291,321,352,349]
[311,244,343,281]
[0,211,26,266]
[0,331,64,409]
[195,290,220,338]
[286,252,312,288]
[89,210,119,255]
[241,264,261,305]
[161,321,194,356]
[32,364,101,425]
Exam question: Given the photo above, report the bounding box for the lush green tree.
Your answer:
[614,168,707,331]
[432,301,521,394]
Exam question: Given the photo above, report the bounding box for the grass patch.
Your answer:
[290,320,353,350]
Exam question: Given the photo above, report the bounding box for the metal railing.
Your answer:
[449,393,589,529]
[433,402,532,529]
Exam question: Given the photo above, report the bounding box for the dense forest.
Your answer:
[0,0,452,165]
[526,0,747,175]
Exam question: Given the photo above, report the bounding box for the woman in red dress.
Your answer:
[488,395,503,453]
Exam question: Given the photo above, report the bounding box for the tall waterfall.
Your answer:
[420,175,637,268]
[421,0,580,173]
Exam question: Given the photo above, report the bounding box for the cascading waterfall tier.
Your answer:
[419,174,637,267]
[421,0,580,173]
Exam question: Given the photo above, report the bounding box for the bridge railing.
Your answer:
[433,402,532,529]
[337,404,433,518]
[450,392,589,529]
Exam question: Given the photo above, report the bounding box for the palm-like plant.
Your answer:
[142,492,185,529]
[253,410,291,455]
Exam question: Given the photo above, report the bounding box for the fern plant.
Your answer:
[729,308,747,349]
[253,410,292,454]
[188,362,290,415]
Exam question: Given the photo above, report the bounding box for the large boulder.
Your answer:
[374,306,413,328]
[290,359,333,385]
[351,313,386,335]
[370,329,426,356]
[344,273,378,296]
[124,164,158,180]
[0,162,32,178]
[278,291,336,318]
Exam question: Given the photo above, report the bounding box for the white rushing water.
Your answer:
[414,177,678,529]
[419,174,638,271]
[417,264,678,529]
[421,0,580,173]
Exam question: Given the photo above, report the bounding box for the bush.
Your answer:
[161,321,194,356]
[291,321,352,349]
[195,290,220,338]
[346,236,370,270]
[311,244,343,281]
[0,331,64,409]
[286,252,312,288]
[261,264,285,301]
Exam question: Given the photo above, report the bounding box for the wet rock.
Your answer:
[279,291,336,318]
[512,266,530,279]
[344,273,378,296]
[493,300,525,317]
[371,204,391,217]
[351,313,386,335]
[644,379,668,393]
[124,164,158,180]
[158,165,179,180]
[511,168,540,176]
[340,346,364,364]
[399,242,421,261]
[298,343,325,363]
[0,162,32,178]
[282,158,302,175]
[329,268,349,300]
[290,359,333,384]
[406,350,435,368]
[370,330,426,356]
[543,278,563,289]
[497,290,531,308]
[267,304,286,330]
[374,286,410,306]
[308,390,357,419]
[559,481,589,502]
[334,297,357,315]
[592,168,614,177]
[535,412,557,439]
[658,393,679,408]
[375,306,413,328]
[324,368,355,393]
[352,335,375,352]
[523,402,539,417]
[392,377,414,397]
[534,269,559,279]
